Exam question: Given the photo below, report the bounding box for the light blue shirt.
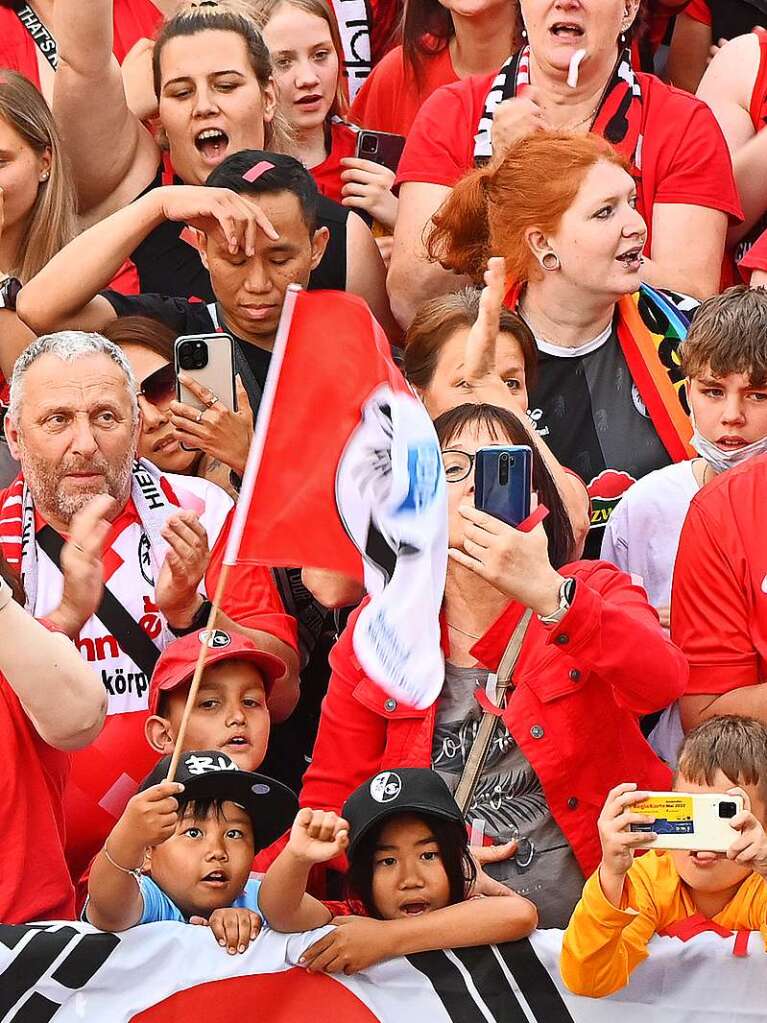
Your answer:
[138,875,262,924]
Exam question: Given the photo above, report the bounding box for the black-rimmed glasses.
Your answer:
[442,448,475,483]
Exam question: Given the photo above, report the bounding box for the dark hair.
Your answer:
[677,715,767,810]
[681,285,767,388]
[402,0,521,89]
[0,551,24,605]
[433,403,575,569]
[345,812,476,918]
[101,316,177,364]
[206,148,320,230]
[404,287,537,393]
[177,795,251,826]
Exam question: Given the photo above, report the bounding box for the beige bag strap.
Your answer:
[453,608,532,815]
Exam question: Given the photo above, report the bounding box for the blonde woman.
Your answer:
[0,71,77,484]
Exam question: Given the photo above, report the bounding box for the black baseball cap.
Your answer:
[140,750,298,851]
[342,768,464,858]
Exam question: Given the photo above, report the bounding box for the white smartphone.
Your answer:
[174,333,237,414]
[629,792,744,852]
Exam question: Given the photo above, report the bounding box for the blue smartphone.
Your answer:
[474,445,532,527]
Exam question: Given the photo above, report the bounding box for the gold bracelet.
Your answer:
[102,841,144,881]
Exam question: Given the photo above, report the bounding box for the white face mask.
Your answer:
[690,428,767,474]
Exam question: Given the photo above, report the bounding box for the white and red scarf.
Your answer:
[473,46,644,174]
[0,459,232,714]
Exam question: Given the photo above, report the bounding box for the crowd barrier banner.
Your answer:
[0,920,762,1022]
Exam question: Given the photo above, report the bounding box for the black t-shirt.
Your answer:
[707,0,767,41]
[526,320,672,559]
[127,165,349,300]
[102,292,274,411]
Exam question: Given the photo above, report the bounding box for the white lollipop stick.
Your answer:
[567,48,587,88]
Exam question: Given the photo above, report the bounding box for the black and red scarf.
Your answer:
[473,46,644,176]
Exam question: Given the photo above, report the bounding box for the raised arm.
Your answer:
[665,12,713,94]
[697,34,765,244]
[53,0,159,217]
[16,185,272,335]
[0,575,106,750]
[388,182,470,328]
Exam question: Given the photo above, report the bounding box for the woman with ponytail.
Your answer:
[428,131,700,558]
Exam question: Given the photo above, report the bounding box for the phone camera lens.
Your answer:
[362,135,378,154]
[718,801,737,819]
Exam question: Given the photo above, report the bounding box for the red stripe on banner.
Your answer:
[733,931,751,958]
[131,969,381,1022]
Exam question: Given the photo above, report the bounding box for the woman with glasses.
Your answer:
[102,316,247,497]
[292,401,686,927]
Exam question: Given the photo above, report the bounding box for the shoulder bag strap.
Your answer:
[37,525,161,677]
[453,608,532,816]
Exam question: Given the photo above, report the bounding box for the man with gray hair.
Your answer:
[0,331,299,893]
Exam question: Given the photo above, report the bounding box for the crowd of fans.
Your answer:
[2,0,767,1004]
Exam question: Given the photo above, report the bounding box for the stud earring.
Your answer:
[40,170,49,181]
[541,252,560,271]
[521,23,527,40]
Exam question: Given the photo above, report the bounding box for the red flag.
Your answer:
[225,287,447,708]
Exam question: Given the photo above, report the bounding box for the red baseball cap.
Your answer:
[148,628,287,716]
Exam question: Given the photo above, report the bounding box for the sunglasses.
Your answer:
[138,363,176,406]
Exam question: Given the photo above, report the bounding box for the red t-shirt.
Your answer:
[739,228,767,279]
[350,44,458,137]
[1,659,75,923]
[685,0,712,25]
[311,121,359,204]
[0,0,163,88]
[671,454,767,696]
[395,70,742,254]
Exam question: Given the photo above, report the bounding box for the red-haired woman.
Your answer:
[428,131,699,557]
[387,0,742,327]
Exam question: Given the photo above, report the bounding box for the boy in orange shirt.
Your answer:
[561,715,767,997]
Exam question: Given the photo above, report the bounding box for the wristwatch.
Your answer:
[0,276,22,312]
[167,598,213,637]
[538,577,576,626]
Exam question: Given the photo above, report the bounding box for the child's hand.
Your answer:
[114,781,184,852]
[726,787,767,876]
[288,808,349,865]
[190,908,262,954]
[300,916,394,975]
[598,783,655,903]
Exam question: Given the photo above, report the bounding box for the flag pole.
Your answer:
[164,285,301,782]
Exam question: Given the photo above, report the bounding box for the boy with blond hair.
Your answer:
[561,715,767,997]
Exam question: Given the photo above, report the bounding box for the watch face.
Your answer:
[563,577,576,604]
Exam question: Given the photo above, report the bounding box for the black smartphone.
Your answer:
[355,130,407,174]
[474,445,532,528]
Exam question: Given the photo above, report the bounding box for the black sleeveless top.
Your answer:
[124,161,349,300]
[708,0,767,41]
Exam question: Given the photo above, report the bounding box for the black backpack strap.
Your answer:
[36,525,161,677]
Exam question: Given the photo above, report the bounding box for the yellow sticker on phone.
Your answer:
[630,796,694,836]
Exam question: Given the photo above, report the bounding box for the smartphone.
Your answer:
[174,333,237,414]
[629,792,745,852]
[474,445,532,528]
[355,130,406,174]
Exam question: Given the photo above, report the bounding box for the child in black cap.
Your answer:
[85,750,296,954]
[259,768,538,974]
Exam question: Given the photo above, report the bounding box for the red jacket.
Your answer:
[295,560,688,879]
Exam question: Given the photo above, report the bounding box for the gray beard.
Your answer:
[19,445,135,527]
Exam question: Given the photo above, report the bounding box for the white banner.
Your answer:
[0,921,763,1022]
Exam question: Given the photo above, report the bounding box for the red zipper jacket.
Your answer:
[291,560,687,880]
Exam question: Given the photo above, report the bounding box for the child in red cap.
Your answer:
[145,628,287,773]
